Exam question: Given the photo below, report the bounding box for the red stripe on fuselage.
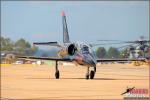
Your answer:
[75,53,83,64]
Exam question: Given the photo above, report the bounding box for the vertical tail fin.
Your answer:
[61,11,70,43]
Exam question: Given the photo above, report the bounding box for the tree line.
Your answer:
[1,36,128,58]
[1,36,38,56]
[96,47,128,58]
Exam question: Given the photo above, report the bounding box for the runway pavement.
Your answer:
[1,63,149,99]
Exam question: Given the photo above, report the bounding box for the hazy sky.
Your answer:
[1,1,149,48]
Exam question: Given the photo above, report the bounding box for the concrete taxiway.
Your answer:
[1,63,149,99]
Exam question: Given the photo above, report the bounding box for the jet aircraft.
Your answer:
[18,11,146,79]
[121,87,135,95]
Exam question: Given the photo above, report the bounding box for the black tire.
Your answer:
[86,74,89,80]
[90,71,95,79]
[55,70,59,79]
[94,67,96,72]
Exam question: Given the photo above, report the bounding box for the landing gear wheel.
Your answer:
[55,70,60,79]
[86,74,89,80]
[94,67,96,72]
[90,71,95,79]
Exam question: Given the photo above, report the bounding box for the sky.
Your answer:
[1,1,149,49]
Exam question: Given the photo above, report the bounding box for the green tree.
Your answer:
[14,38,29,55]
[28,45,38,55]
[14,38,38,55]
[96,47,106,58]
[1,36,38,56]
[107,47,120,58]
[1,36,14,51]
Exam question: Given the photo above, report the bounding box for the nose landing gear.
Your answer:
[86,67,90,79]
[90,70,95,79]
[85,66,96,79]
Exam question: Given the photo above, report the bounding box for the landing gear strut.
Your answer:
[85,66,96,79]
[55,61,60,79]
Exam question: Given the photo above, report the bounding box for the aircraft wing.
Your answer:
[96,58,146,62]
[17,56,72,62]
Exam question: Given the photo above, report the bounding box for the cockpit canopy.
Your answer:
[82,45,89,54]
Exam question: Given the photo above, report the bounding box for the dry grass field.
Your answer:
[1,63,149,99]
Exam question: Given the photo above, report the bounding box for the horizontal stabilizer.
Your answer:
[97,58,146,62]
[33,42,61,47]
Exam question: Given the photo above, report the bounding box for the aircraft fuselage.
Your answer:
[59,42,97,67]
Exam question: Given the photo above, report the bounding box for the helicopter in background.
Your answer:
[97,36,150,59]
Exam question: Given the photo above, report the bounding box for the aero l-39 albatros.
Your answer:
[18,11,146,79]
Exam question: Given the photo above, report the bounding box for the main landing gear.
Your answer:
[86,66,96,79]
[55,61,60,79]
[54,61,96,80]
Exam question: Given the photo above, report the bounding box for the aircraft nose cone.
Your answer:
[84,54,96,67]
